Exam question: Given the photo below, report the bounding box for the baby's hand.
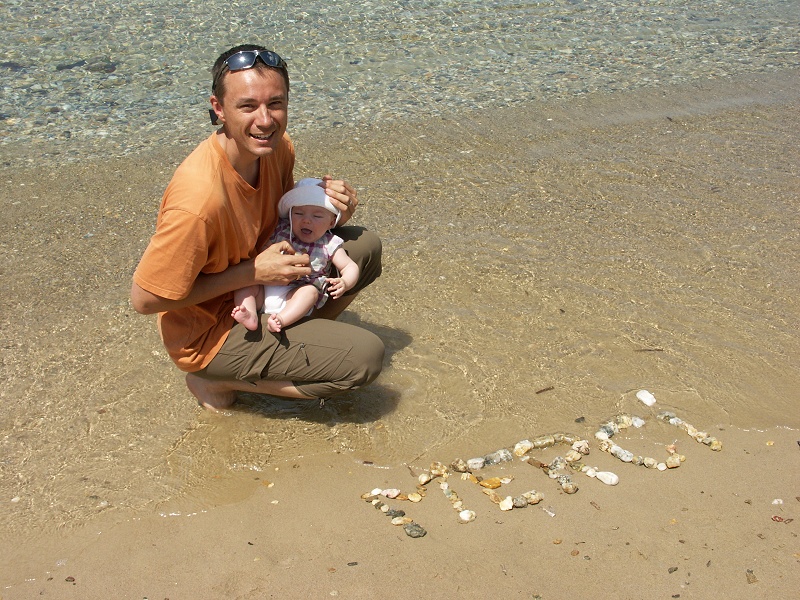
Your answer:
[326,277,347,299]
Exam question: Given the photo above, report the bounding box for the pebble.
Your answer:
[637,390,657,406]
[404,522,427,538]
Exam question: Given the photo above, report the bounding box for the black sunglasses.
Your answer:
[224,50,287,73]
[211,50,287,93]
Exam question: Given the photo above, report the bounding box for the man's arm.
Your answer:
[131,241,311,314]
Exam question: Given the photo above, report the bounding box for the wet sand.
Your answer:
[1,73,799,598]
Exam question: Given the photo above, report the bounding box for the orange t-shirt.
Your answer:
[133,131,295,371]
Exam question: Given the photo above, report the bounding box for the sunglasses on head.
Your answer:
[224,49,287,73]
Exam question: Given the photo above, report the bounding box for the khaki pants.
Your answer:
[195,226,384,398]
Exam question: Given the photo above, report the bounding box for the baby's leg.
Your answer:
[268,285,318,333]
[232,285,263,331]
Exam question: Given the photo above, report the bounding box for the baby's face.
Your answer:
[290,205,336,244]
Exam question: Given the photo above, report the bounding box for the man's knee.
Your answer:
[336,226,382,294]
[346,329,385,387]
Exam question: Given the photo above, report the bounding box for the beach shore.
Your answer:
[5,426,800,600]
[2,74,799,598]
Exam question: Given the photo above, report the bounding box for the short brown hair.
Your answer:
[211,43,290,100]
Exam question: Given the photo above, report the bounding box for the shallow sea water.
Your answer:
[0,0,798,535]
[1,0,798,165]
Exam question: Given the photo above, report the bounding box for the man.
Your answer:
[131,44,384,411]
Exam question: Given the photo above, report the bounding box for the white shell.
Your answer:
[430,461,448,477]
[467,457,485,471]
[418,473,432,485]
[513,439,534,457]
[458,509,476,523]
[572,440,590,455]
[636,390,657,406]
[382,488,401,498]
[585,467,597,478]
[656,462,667,471]
[370,487,383,496]
[499,496,514,511]
[596,471,619,485]
[595,431,609,441]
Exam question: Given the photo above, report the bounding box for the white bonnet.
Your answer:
[278,178,341,226]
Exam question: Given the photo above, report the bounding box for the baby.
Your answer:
[231,178,360,333]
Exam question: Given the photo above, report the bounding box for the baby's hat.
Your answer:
[278,178,341,226]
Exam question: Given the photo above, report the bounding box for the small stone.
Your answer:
[466,457,485,471]
[404,522,427,538]
[430,461,448,477]
[449,458,468,473]
[512,495,528,508]
[407,492,422,503]
[596,471,619,485]
[484,448,513,465]
[513,439,534,457]
[479,477,503,489]
[458,509,476,523]
[668,566,678,574]
[483,490,503,504]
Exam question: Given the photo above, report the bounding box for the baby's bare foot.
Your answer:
[232,305,259,331]
[267,313,283,333]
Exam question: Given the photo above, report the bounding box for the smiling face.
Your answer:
[289,205,337,244]
[209,68,288,171]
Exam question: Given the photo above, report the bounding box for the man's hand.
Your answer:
[254,241,312,285]
[131,242,312,315]
[321,175,358,226]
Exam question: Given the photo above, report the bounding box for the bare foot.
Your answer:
[267,313,283,333]
[185,373,238,412]
[232,305,259,331]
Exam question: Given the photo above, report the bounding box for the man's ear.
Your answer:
[209,95,225,125]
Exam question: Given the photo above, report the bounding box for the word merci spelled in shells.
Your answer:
[361,407,721,538]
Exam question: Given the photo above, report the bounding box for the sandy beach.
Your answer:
[1,73,799,599]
